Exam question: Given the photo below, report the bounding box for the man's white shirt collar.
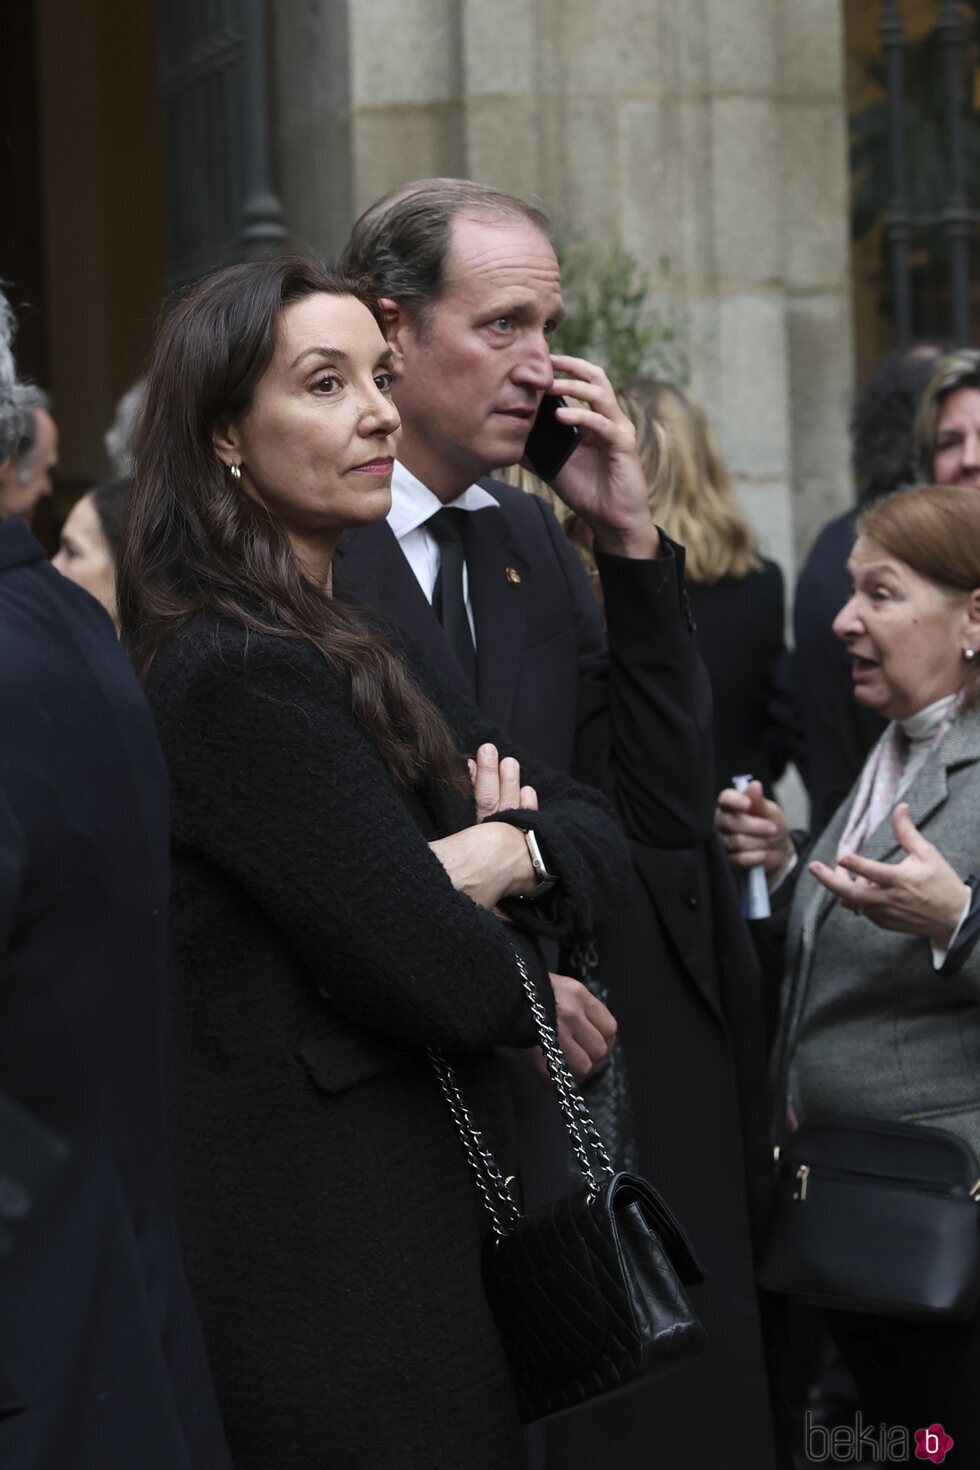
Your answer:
[386,462,500,637]
[387,461,499,539]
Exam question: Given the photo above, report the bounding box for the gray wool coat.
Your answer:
[779,701,980,1159]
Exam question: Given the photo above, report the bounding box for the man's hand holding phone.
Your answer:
[525,353,659,561]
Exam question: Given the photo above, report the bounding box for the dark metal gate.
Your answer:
[879,0,977,345]
[157,0,285,290]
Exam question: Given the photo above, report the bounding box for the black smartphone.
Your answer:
[523,394,582,483]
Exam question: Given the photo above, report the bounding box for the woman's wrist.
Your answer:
[494,822,536,897]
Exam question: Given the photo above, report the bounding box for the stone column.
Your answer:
[777,0,856,565]
[273,0,464,260]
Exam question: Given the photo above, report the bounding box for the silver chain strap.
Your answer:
[429,1048,521,1239]
[429,955,614,1238]
[567,938,598,981]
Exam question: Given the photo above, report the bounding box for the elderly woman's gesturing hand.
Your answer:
[809,803,971,946]
[715,778,795,886]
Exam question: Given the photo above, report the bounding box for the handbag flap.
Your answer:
[783,1116,979,1190]
[608,1172,705,1286]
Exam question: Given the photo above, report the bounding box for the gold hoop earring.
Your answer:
[229,463,242,482]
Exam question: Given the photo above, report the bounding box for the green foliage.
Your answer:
[850,3,980,252]
[554,241,689,387]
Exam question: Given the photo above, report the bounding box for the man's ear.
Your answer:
[379,297,417,373]
[211,419,241,471]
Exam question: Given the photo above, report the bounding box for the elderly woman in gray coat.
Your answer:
[717,484,980,1458]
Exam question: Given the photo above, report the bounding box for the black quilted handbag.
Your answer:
[430,957,707,1423]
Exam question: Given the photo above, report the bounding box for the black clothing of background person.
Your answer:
[339,483,779,1470]
[144,611,629,1470]
[0,519,231,1470]
[793,507,886,829]
[688,556,794,795]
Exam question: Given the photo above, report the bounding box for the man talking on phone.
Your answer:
[339,179,708,823]
[338,181,776,1470]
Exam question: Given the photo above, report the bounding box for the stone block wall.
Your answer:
[271,0,855,583]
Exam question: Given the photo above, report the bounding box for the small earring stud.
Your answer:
[965,647,976,661]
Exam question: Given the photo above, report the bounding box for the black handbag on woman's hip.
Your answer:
[759,1116,980,1321]
[430,957,707,1424]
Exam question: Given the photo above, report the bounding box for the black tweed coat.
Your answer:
[144,612,628,1470]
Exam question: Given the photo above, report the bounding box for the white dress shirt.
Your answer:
[386,461,499,647]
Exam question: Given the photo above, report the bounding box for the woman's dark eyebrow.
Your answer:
[290,346,349,369]
[289,345,395,371]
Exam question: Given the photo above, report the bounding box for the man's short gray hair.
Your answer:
[8,384,52,479]
[340,178,550,332]
[0,287,31,464]
[105,378,146,478]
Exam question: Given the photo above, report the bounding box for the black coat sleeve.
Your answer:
[532,499,716,847]
[149,625,623,1053]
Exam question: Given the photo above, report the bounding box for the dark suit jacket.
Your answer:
[338,480,716,846]
[338,481,778,1469]
[793,507,885,828]
[0,520,230,1470]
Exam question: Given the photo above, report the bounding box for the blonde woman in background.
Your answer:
[506,378,794,795]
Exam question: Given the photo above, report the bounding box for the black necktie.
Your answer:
[426,507,477,694]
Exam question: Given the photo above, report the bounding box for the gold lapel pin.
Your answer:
[505,567,522,585]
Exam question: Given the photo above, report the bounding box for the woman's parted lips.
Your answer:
[350,456,395,474]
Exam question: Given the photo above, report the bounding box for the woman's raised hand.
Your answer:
[427,745,539,909]
[468,743,538,820]
[715,778,794,882]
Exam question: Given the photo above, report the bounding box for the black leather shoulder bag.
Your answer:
[759,1115,980,1321]
[430,956,706,1424]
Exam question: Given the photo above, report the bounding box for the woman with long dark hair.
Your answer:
[118,255,627,1469]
